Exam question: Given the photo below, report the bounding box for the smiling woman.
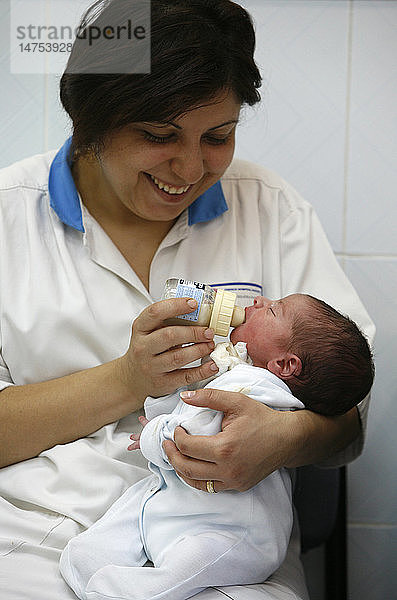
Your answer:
[0,1,375,600]
[73,93,240,235]
[60,0,260,285]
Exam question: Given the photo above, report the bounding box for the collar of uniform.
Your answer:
[48,137,228,232]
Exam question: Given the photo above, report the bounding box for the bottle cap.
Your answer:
[209,290,243,337]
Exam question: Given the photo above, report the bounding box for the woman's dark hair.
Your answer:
[60,0,261,156]
[287,296,375,416]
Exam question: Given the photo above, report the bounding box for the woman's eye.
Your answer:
[204,135,230,146]
[143,131,174,144]
[142,130,233,145]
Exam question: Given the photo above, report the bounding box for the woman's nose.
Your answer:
[170,144,204,184]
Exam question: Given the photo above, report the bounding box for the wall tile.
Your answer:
[348,526,397,599]
[44,0,91,152]
[45,74,72,152]
[0,1,46,168]
[235,0,350,251]
[345,1,397,254]
[344,258,397,524]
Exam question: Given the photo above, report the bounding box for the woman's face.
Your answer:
[84,91,241,224]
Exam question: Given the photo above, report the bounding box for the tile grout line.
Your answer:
[341,0,354,271]
[335,253,397,260]
[348,523,397,530]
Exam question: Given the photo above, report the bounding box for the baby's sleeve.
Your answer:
[139,392,223,470]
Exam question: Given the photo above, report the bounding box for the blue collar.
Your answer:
[48,138,228,232]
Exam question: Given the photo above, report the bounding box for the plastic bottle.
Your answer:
[162,278,245,337]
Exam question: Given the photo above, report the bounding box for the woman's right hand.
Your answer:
[118,298,218,401]
[0,297,217,467]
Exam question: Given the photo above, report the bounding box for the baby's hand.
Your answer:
[127,433,141,451]
[127,416,149,451]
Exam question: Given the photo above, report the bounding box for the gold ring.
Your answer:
[206,480,216,494]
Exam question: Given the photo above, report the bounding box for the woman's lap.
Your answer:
[0,514,308,600]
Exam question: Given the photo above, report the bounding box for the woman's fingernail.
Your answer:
[187,299,197,308]
[180,390,196,398]
[209,362,219,372]
[204,328,214,339]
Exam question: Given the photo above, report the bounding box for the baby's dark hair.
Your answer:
[286,295,375,416]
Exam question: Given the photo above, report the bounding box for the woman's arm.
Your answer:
[0,298,218,468]
[0,358,134,468]
[163,388,360,492]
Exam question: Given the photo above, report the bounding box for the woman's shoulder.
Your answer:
[221,158,312,216]
[222,157,286,187]
[0,149,57,193]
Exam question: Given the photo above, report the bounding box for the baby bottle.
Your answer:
[162,278,245,337]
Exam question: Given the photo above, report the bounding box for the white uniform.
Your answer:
[60,357,305,600]
[0,139,375,600]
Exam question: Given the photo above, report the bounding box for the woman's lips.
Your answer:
[145,173,192,203]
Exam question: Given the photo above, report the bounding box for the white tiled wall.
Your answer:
[237,2,397,598]
[1,1,396,598]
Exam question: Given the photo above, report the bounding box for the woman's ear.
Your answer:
[267,354,302,380]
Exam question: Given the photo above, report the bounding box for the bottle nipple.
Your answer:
[231,305,245,327]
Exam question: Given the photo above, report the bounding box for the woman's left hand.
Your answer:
[162,388,294,492]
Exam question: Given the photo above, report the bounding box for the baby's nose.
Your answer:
[253,296,270,307]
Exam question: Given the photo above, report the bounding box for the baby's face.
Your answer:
[230,294,305,368]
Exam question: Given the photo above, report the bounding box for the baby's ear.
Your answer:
[267,354,302,380]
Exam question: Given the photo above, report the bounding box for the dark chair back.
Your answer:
[293,465,347,600]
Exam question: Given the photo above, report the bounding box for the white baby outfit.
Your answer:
[60,343,304,600]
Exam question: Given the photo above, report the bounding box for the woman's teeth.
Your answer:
[150,175,190,195]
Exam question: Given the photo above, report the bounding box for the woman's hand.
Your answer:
[118,298,219,402]
[163,388,361,493]
[162,388,294,492]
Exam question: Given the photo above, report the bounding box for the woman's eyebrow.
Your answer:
[148,119,240,131]
[207,119,240,131]
[140,121,178,129]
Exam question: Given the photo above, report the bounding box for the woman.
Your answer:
[0,1,374,599]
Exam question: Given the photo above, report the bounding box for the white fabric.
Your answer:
[0,149,375,599]
[209,340,252,374]
[60,362,303,600]
[142,350,304,471]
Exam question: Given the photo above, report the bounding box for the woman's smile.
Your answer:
[144,173,193,204]
[75,92,240,225]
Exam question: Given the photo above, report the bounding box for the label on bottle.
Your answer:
[174,279,205,321]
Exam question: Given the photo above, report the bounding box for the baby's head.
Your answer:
[230,294,374,415]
